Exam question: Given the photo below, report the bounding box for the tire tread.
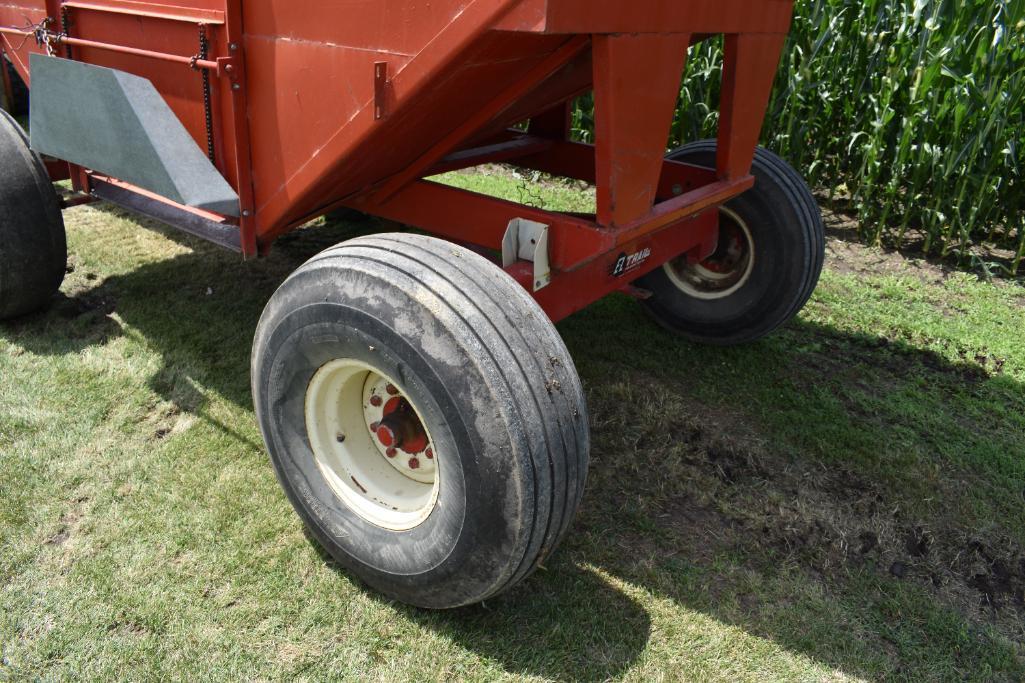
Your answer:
[277,234,588,603]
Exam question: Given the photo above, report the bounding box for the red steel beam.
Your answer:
[507,209,720,322]
[353,179,607,270]
[224,0,258,256]
[352,169,752,274]
[372,35,589,203]
[592,32,691,226]
[511,136,719,201]
[61,1,226,24]
[716,32,788,180]
[0,27,219,71]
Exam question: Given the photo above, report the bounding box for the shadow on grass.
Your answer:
[300,529,652,682]
[4,217,1024,679]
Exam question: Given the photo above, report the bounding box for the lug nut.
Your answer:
[425,447,433,460]
[408,457,420,470]
[369,395,383,407]
[386,447,397,458]
[386,384,399,395]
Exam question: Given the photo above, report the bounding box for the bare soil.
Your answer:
[585,374,1025,645]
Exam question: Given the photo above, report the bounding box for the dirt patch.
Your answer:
[144,402,195,442]
[44,528,71,547]
[43,497,89,549]
[584,373,1025,642]
[107,619,149,637]
[821,209,942,283]
[53,291,115,321]
[819,200,1025,289]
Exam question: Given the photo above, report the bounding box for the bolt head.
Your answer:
[376,425,396,447]
[336,433,346,443]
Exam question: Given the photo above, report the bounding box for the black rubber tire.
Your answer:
[252,233,589,609]
[3,57,28,116]
[0,109,67,320]
[636,141,824,345]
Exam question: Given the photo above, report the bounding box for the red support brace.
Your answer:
[592,33,691,227]
[716,33,788,180]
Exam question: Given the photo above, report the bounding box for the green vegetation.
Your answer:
[2,173,1024,680]
[574,1,1025,271]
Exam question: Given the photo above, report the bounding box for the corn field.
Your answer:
[574,1,1025,273]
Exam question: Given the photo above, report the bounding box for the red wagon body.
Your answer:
[2,0,792,321]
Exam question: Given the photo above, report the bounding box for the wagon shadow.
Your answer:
[4,217,1025,678]
[301,529,652,682]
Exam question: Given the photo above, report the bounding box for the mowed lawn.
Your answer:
[2,171,1025,681]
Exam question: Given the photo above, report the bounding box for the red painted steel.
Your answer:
[0,0,795,320]
[509,209,722,323]
[592,33,691,226]
[59,34,219,70]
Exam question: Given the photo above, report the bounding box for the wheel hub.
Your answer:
[305,360,440,530]
[663,206,755,300]
[362,375,436,484]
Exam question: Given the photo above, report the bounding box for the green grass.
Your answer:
[2,172,1025,680]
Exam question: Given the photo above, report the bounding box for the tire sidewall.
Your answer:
[253,264,531,607]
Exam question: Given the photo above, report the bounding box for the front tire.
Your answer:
[636,141,824,345]
[0,109,66,320]
[252,234,589,608]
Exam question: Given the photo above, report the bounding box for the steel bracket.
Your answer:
[502,218,550,291]
[216,56,238,79]
[374,61,388,120]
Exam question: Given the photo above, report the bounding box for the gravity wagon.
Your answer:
[0,0,823,608]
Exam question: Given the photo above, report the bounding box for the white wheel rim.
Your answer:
[305,359,440,531]
[663,206,756,301]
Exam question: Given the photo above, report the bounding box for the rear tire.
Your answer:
[0,110,67,320]
[636,141,824,345]
[252,233,589,608]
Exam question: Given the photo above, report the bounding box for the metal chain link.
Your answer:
[198,24,215,164]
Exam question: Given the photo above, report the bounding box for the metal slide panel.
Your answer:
[28,54,239,217]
